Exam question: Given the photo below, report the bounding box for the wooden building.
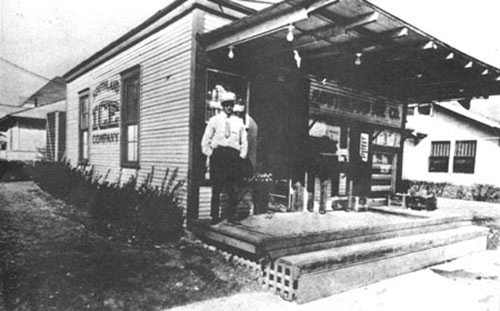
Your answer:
[63,0,500,220]
[62,0,500,302]
[63,0,252,195]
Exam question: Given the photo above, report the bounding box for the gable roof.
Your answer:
[0,104,24,119]
[435,101,500,133]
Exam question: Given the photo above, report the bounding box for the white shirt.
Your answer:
[201,112,248,159]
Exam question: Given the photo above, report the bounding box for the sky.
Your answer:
[1,0,500,114]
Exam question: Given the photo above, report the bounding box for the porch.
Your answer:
[189,206,488,303]
[189,206,482,259]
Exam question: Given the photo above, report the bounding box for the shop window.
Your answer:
[121,66,140,167]
[373,129,401,148]
[78,90,90,163]
[453,140,476,174]
[428,141,450,172]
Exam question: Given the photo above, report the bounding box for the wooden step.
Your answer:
[265,217,473,259]
[264,226,488,303]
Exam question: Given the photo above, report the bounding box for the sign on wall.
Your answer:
[91,78,121,144]
[360,133,369,162]
[309,81,403,128]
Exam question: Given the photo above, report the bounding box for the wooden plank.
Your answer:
[267,220,472,259]
[196,229,257,254]
[262,214,471,251]
[295,236,487,304]
[190,220,272,245]
[205,7,309,51]
[279,226,488,275]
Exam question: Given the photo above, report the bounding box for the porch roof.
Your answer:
[199,0,500,103]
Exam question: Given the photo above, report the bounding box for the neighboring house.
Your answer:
[0,100,66,161]
[0,104,24,117]
[0,77,66,161]
[0,104,24,152]
[403,102,500,187]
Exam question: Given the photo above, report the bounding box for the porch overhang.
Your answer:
[199,0,500,103]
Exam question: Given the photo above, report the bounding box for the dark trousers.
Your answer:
[210,147,241,221]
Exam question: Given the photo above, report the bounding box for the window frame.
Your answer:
[453,140,476,174]
[78,89,90,164]
[120,66,141,168]
[428,141,450,172]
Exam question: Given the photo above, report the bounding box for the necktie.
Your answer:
[224,119,231,138]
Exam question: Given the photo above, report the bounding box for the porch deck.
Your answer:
[189,206,474,260]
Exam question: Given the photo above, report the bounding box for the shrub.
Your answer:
[403,179,500,203]
[27,161,185,245]
[471,184,499,202]
[405,180,449,197]
[0,160,31,182]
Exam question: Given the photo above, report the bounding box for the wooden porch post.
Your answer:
[187,9,207,226]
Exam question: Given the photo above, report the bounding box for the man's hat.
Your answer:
[221,99,235,107]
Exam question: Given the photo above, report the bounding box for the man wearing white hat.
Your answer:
[201,92,248,225]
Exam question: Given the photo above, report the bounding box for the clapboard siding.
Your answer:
[66,12,194,198]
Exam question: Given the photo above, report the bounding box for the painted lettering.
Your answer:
[92,132,120,144]
[92,79,120,98]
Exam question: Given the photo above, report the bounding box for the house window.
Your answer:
[429,141,450,172]
[79,91,90,163]
[121,66,140,167]
[453,140,476,173]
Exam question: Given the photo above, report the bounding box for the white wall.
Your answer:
[0,120,45,161]
[66,13,194,186]
[403,105,500,186]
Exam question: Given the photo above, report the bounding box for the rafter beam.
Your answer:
[203,0,342,51]
[327,11,379,37]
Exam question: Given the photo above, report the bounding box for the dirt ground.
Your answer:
[0,182,262,311]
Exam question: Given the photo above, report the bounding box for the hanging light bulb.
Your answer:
[286,24,295,42]
[293,50,301,69]
[228,45,234,59]
[355,53,362,66]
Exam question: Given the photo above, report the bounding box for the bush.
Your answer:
[404,180,449,197]
[27,161,185,245]
[471,184,499,202]
[0,159,31,182]
[403,179,500,203]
